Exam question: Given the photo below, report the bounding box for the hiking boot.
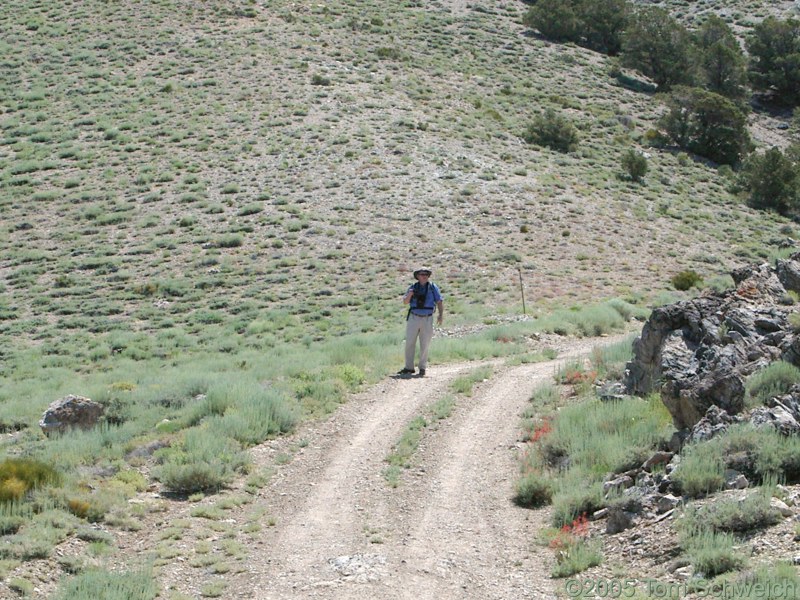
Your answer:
[398,368,415,375]
[418,369,426,377]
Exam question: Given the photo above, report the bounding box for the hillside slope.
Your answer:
[0,0,796,366]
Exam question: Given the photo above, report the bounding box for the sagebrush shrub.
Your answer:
[53,567,158,600]
[621,149,647,181]
[522,109,579,153]
[0,459,61,502]
[672,444,725,498]
[674,424,800,494]
[683,531,745,577]
[671,270,703,291]
[746,361,800,407]
[514,473,553,508]
[679,487,781,535]
[155,428,250,494]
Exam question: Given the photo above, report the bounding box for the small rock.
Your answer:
[656,493,680,514]
[606,508,635,534]
[666,557,691,573]
[603,475,634,495]
[770,497,793,518]
[724,469,748,490]
[598,382,627,401]
[642,451,674,471]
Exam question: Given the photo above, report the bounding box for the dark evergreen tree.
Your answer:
[660,86,751,165]
[579,0,630,55]
[696,15,748,101]
[522,0,582,43]
[739,147,800,215]
[522,0,628,55]
[621,7,696,90]
[747,17,800,105]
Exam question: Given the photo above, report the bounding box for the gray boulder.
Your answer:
[40,394,104,436]
[625,254,800,429]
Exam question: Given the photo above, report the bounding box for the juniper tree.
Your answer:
[621,7,696,90]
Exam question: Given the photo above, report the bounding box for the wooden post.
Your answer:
[518,267,526,315]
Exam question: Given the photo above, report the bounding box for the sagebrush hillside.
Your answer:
[1,0,797,369]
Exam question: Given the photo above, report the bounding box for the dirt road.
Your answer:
[222,342,604,600]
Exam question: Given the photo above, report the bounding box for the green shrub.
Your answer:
[678,487,781,534]
[671,270,703,291]
[386,416,427,469]
[156,461,230,495]
[683,531,745,577]
[551,474,604,527]
[745,563,800,600]
[575,304,626,337]
[746,361,800,407]
[213,383,297,446]
[534,299,639,338]
[215,234,243,248]
[540,396,672,477]
[590,335,636,380]
[237,203,263,216]
[310,74,331,86]
[672,443,725,498]
[0,459,61,502]
[429,396,456,421]
[513,473,553,508]
[551,537,603,577]
[52,567,158,600]
[375,47,401,60]
[8,577,34,596]
[0,535,54,560]
[675,422,800,492]
[530,383,560,407]
[621,149,648,182]
[450,366,493,396]
[522,109,579,153]
[329,364,365,391]
[155,428,249,494]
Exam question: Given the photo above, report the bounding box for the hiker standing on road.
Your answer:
[399,267,443,377]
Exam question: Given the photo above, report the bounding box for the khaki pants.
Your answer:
[405,314,434,371]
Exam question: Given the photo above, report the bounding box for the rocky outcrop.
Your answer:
[39,394,104,436]
[625,254,800,430]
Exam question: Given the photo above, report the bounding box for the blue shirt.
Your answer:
[407,282,443,316]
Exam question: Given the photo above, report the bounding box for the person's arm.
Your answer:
[403,286,414,305]
[436,300,444,325]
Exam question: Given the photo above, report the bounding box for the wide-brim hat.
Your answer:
[413,267,432,280]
